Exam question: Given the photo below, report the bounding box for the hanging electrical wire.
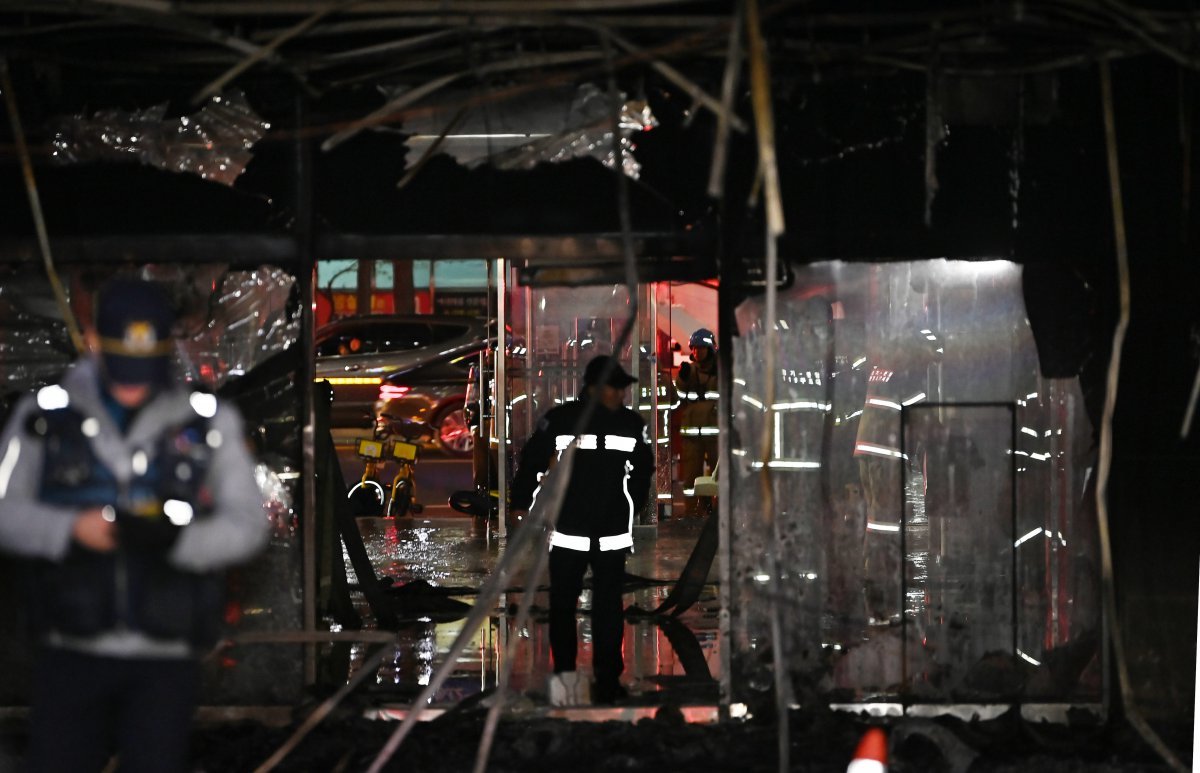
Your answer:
[362,25,647,773]
[0,58,85,356]
[1095,58,1187,773]
[743,1,790,771]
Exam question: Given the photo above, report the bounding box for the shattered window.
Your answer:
[727,260,1100,710]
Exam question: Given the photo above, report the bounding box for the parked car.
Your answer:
[315,314,489,456]
[374,351,480,457]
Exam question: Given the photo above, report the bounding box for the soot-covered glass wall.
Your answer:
[726,260,1100,707]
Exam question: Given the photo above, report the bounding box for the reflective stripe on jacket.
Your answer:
[674,362,719,434]
[511,397,654,552]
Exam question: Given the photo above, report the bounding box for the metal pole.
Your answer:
[630,287,640,383]
[1010,404,1019,685]
[293,91,319,686]
[496,258,508,541]
[1193,559,1200,771]
[746,0,787,757]
[1096,61,1185,772]
[650,282,662,524]
[524,277,534,439]
[356,258,372,315]
[900,405,909,705]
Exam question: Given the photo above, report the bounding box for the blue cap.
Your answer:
[96,278,176,386]
[689,328,716,349]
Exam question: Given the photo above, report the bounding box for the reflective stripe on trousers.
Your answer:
[549,530,633,552]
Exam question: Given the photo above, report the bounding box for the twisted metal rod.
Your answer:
[0,58,84,355]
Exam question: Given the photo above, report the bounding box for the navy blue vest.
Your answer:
[28,398,222,645]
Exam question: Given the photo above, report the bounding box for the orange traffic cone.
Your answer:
[846,727,888,773]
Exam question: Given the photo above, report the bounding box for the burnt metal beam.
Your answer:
[0,234,299,267]
[322,231,705,261]
[0,230,708,267]
[174,0,705,14]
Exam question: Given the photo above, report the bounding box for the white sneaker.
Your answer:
[547,671,590,706]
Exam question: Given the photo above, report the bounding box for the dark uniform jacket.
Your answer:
[511,396,654,552]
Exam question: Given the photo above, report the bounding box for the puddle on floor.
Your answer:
[333,516,721,706]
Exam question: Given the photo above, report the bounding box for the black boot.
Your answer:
[592,679,629,705]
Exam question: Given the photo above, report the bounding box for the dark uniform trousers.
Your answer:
[549,545,627,684]
[30,648,199,773]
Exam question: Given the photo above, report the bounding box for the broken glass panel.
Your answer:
[727,260,1100,709]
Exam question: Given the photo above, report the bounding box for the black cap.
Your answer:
[95,278,176,386]
[583,355,637,388]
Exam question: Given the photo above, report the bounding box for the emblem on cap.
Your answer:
[123,321,159,355]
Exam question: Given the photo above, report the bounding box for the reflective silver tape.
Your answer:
[604,434,637,452]
[0,436,21,498]
[549,531,591,551]
[599,533,633,551]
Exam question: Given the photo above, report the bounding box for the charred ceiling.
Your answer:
[0,1,1197,275]
[2,2,1196,103]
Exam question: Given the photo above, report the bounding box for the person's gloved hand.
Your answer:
[677,362,692,381]
[116,509,183,554]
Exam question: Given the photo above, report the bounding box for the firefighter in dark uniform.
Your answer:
[511,355,654,705]
[0,278,268,773]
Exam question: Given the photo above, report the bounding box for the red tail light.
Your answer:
[379,384,411,401]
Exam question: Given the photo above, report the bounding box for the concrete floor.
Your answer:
[340,512,721,711]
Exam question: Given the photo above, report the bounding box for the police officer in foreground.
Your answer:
[0,278,268,772]
[511,355,654,705]
[674,327,719,516]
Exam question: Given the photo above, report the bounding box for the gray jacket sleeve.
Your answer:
[0,395,81,561]
[168,401,269,572]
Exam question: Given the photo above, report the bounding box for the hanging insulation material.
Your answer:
[398,83,657,179]
[50,90,269,186]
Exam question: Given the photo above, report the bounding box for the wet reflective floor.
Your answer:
[335,514,721,709]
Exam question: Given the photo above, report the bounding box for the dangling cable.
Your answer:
[744,1,789,771]
[467,29,644,773]
[1096,59,1187,773]
[367,34,646,773]
[707,1,745,201]
[0,58,85,355]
